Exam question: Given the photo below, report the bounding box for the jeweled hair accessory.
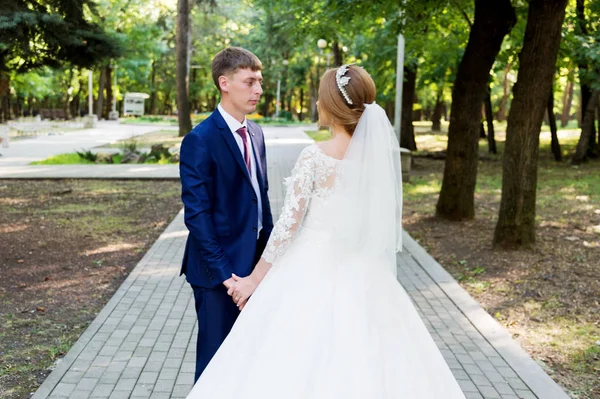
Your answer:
[336,64,354,105]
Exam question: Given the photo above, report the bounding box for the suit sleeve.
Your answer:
[180,133,233,284]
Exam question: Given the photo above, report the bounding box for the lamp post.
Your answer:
[317,39,327,73]
[275,59,289,119]
[313,39,328,123]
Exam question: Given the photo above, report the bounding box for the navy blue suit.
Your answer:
[179,110,273,382]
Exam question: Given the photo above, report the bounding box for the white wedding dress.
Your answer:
[186,137,466,398]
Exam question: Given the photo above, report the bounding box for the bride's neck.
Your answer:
[330,125,351,141]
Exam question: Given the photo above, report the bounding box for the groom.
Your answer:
[179,47,273,383]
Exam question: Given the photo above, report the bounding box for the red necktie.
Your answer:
[235,126,251,174]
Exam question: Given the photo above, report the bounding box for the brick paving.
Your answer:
[30,127,570,398]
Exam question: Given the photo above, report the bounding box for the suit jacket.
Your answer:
[179,110,274,288]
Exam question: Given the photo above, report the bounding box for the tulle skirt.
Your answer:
[186,229,466,398]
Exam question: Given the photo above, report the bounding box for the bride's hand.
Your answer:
[228,273,258,309]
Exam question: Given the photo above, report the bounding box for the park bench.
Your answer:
[40,108,67,120]
[6,121,50,137]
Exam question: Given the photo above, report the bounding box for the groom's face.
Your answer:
[222,68,263,116]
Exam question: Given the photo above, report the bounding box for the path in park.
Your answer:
[0,121,171,167]
[7,124,570,399]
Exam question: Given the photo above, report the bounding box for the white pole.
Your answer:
[88,70,93,116]
[394,33,405,144]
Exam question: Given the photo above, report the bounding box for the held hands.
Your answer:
[227,273,258,310]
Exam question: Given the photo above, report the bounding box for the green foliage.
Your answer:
[305,129,331,142]
[75,149,98,162]
[31,152,94,164]
[119,139,139,155]
[0,0,122,72]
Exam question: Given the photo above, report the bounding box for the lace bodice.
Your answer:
[262,145,340,264]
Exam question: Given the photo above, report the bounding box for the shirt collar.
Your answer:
[217,103,247,134]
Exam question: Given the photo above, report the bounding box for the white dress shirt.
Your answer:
[217,104,263,237]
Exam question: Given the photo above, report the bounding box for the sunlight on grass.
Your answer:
[405,178,441,195]
[31,153,94,165]
[30,151,175,165]
[305,129,331,142]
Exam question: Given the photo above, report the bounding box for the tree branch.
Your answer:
[450,0,473,28]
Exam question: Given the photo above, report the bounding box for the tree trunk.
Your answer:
[299,88,304,121]
[105,65,112,119]
[575,0,597,157]
[436,0,516,220]
[149,60,157,115]
[589,103,598,157]
[431,91,443,132]
[485,84,497,154]
[401,63,417,150]
[332,41,343,67]
[176,0,192,136]
[561,75,574,127]
[493,0,568,248]
[262,92,273,117]
[64,68,74,120]
[572,90,600,164]
[0,70,10,123]
[96,66,107,119]
[548,89,562,161]
[310,81,318,123]
[496,62,511,121]
[480,122,486,138]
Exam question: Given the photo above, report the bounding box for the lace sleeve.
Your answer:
[262,146,315,265]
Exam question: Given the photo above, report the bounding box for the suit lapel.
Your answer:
[212,110,253,186]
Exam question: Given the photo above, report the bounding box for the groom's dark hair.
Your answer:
[212,47,263,91]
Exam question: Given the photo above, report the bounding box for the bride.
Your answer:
[186,65,466,398]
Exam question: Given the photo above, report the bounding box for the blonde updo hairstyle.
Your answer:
[318,65,376,135]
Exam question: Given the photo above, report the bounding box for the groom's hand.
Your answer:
[223,277,235,290]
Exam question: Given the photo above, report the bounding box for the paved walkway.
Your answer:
[25,127,571,399]
[0,121,171,167]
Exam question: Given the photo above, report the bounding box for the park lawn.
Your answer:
[30,153,96,165]
[403,132,600,398]
[0,180,183,399]
[305,129,332,142]
[31,152,172,165]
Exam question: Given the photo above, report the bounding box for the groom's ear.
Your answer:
[218,75,229,93]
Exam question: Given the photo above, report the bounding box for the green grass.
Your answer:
[413,119,580,133]
[29,152,175,165]
[305,129,331,142]
[30,153,95,165]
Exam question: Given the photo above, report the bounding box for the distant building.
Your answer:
[123,93,150,117]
